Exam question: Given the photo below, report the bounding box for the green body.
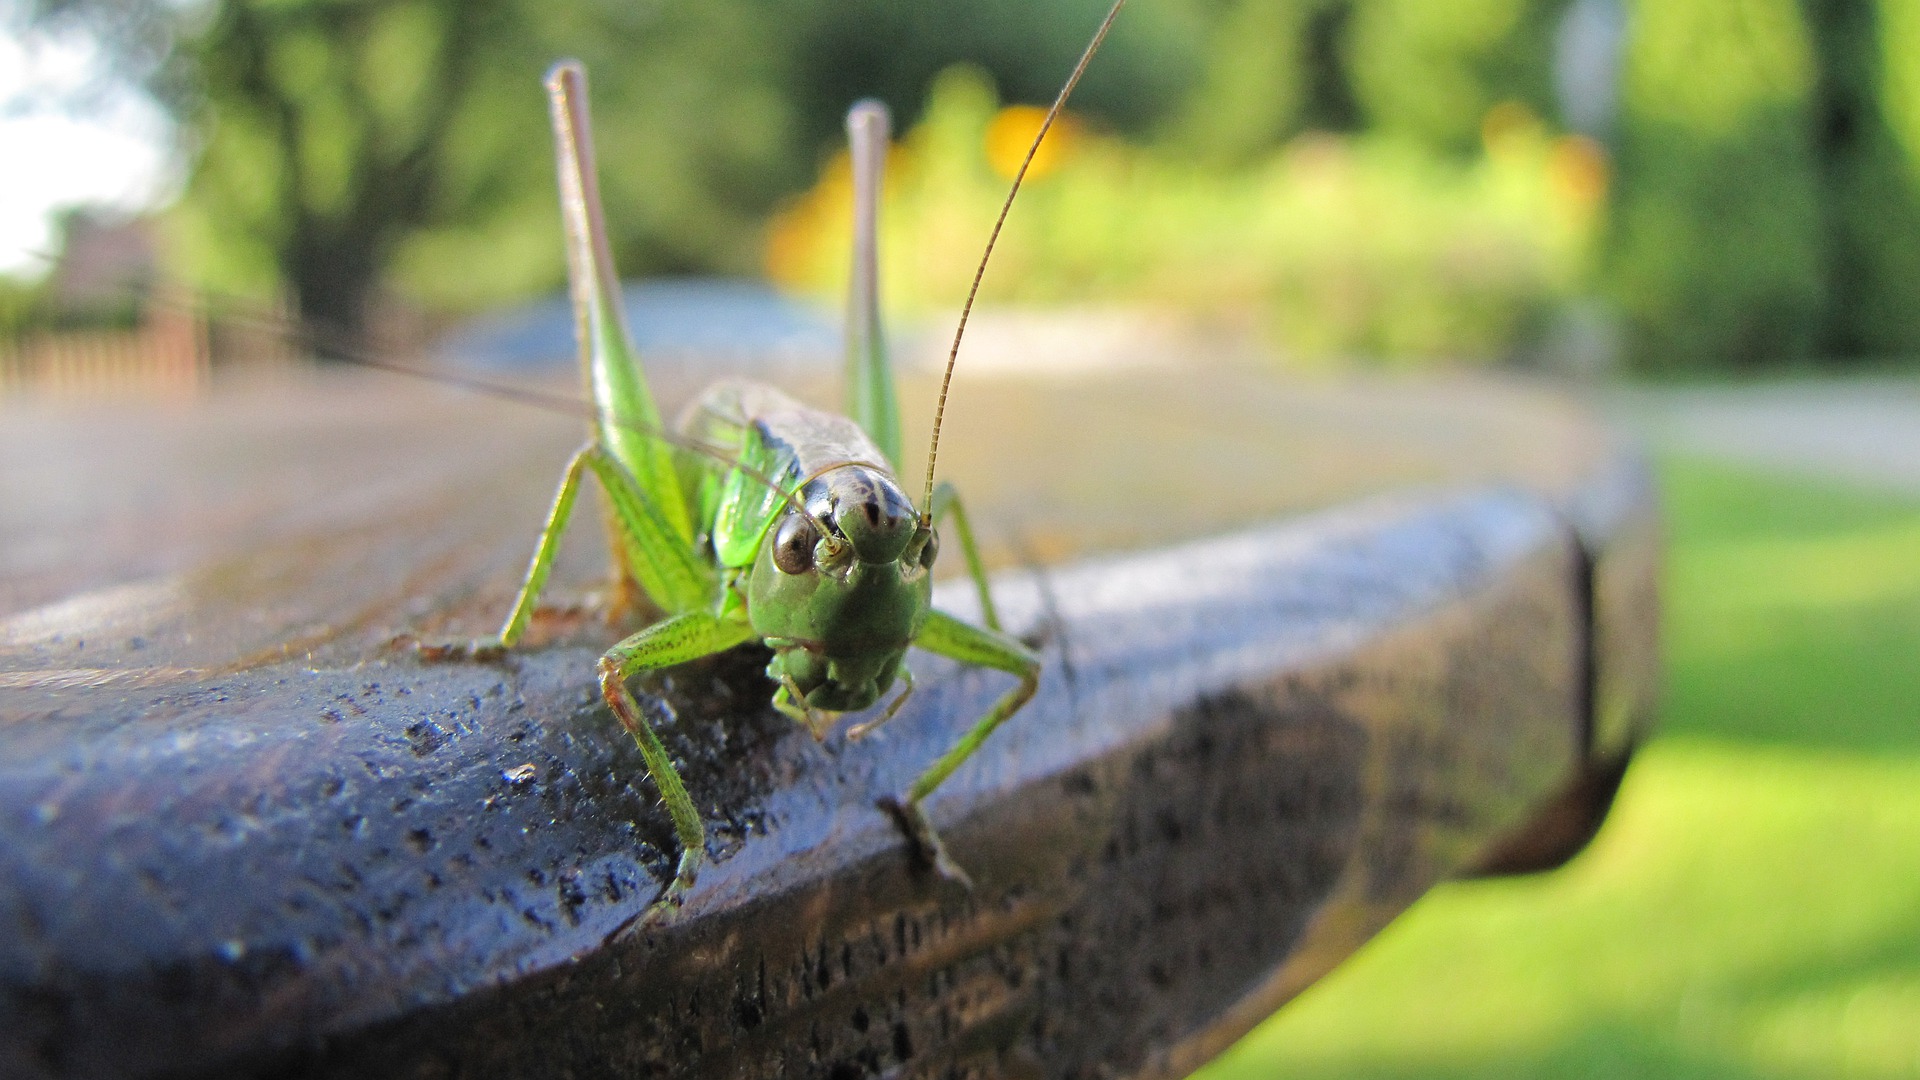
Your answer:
[463,67,1038,914]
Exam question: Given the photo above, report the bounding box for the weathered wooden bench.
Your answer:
[0,363,1656,1079]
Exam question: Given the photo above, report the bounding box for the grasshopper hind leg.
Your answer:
[596,610,756,920]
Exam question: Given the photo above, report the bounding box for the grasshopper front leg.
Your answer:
[599,610,756,913]
[881,609,1040,888]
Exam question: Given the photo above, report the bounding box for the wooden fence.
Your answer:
[0,302,210,401]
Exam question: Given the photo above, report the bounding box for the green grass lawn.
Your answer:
[1193,458,1920,1079]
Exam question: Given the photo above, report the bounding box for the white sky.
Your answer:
[0,29,177,277]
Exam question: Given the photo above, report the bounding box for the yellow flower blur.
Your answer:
[984,104,1077,181]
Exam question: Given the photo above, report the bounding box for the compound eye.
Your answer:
[772,514,819,575]
[919,528,940,570]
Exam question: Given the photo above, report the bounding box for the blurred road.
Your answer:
[1606,377,1920,493]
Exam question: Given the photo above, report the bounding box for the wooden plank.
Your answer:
[0,367,1655,1079]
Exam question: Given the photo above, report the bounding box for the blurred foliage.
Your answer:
[21,0,1920,369]
[1167,0,1360,167]
[768,68,1604,363]
[163,0,813,354]
[1193,457,1920,1077]
[777,0,1200,151]
[1805,0,1920,358]
[1347,0,1565,155]
[0,275,52,342]
[1608,0,1920,370]
[26,0,1190,356]
[1606,0,1827,371]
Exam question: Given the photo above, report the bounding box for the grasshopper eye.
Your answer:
[919,528,939,570]
[772,515,819,575]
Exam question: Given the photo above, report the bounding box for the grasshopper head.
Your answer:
[747,466,937,714]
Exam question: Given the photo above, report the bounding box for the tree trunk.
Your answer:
[285,222,383,362]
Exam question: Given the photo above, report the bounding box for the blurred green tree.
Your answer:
[176,0,525,354]
[1606,0,1827,370]
[1167,0,1361,167]
[1347,0,1567,155]
[167,0,814,357]
[1802,0,1920,358]
[25,0,814,355]
[778,0,1198,151]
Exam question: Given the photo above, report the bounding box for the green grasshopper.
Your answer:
[428,3,1126,915]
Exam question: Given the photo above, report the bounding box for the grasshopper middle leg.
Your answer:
[882,609,1039,888]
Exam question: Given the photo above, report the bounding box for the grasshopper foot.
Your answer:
[877,795,974,891]
[603,856,699,944]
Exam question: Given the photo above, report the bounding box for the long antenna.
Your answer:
[13,254,820,523]
[324,345,822,525]
[105,286,822,522]
[919,0,1126,518]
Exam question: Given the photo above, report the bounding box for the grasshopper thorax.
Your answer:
[747,465,936,714]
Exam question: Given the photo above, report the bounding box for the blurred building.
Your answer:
[48,210,157,321]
